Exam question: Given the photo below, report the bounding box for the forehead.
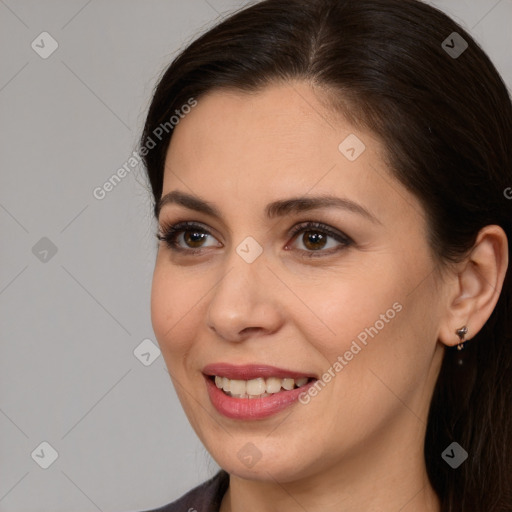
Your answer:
[165,82,350,176]
[161,82,424,227]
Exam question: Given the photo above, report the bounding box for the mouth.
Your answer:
[202,363,318,419]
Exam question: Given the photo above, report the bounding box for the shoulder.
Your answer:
[139,470,230,512]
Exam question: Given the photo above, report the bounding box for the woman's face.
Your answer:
[151,81,448,483]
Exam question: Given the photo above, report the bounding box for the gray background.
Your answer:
[0,1,510,511]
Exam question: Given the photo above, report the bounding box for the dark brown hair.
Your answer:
[140,0,512,509]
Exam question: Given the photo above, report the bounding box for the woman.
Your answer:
[139,0,512,510]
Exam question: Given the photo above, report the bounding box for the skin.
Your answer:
[150,81,508,512]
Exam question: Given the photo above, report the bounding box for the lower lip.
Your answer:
[204,375,316,420]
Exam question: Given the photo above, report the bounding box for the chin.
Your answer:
[205,436,321,483]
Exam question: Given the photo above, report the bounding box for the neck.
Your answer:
[221,462,439,512]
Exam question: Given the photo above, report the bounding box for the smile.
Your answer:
[203,363,318,419]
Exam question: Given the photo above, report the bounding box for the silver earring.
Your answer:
[455,326,468,350]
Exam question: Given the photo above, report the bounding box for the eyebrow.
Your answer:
[155,190,380,224]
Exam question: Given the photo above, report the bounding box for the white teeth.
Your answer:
[229,379,246,395]
[213,375,311,397]
[246,378,266,396]
[266,377,282,394]
[282,378,294,391]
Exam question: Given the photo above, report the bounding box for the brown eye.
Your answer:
[301,231,328,251]
[157,222,221,252]
[183,230,209,248]
[287,221,353,258]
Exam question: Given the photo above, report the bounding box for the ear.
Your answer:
[438,225,509,348]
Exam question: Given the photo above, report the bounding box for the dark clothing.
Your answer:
[142,470,229,512]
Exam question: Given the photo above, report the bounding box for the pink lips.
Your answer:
[202,363,315,380]
[202,363,317,420]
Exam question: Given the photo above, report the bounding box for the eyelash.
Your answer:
[156,221,353,258]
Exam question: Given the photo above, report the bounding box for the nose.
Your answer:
[206,254,284,343]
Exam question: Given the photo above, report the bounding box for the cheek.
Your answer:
[287,264,404,353]
[150,261,199,361]
[293,263,435,405]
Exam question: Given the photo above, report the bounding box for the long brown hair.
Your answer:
[140,1,512,509]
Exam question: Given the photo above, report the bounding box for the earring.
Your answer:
[455,326,468,350]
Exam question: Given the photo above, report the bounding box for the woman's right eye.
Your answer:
[156,222,222,253]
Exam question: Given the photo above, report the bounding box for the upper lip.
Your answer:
[202,363,317,380]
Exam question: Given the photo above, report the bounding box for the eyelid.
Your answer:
[159,217,223,238]
[288,221,351,244]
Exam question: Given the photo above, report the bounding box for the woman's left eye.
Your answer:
[156,221,353,258]
[286,222,353,257]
